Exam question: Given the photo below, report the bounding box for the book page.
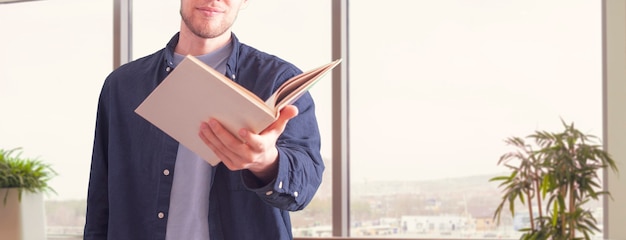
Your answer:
[265,59,342,111]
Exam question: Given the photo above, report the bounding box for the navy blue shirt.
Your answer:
[84,33,325,240]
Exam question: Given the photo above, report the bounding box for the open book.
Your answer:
[135,55,342,166]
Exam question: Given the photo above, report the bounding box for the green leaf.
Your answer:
[0,148,57,204]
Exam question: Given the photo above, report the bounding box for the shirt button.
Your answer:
[166,67,171,72]
[294,191,299,198]
[278,181,283,189]
[265,190,273,196]
[157,212,165,219]
[163,169,170,176]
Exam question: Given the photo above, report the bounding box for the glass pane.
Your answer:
[132,0,179,59]
[0,0,112,238]
[349,0,602,238]
[132,0,333,237]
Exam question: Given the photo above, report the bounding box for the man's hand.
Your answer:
[199,105,299,183]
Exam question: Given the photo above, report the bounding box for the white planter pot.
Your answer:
[0,188,46,240]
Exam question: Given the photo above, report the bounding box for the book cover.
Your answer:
[135,55,341,166]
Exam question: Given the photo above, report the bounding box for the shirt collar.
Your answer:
[163,32,242,79]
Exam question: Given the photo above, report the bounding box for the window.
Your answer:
[348,0,602,238]
[0,0,112,237]
[2,0,616,239]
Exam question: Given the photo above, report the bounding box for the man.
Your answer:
[83,0,325,239]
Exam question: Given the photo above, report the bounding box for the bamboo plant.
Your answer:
[0,148,57,204]
[490,120,618,240]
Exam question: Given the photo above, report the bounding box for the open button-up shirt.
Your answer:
[84,33,325,240]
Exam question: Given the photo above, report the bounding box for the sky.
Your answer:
[0,0,602,200]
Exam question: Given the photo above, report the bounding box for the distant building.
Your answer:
[474,216,497,232]
[512,208,539,231]
[293,225,332,237]
[400,215,469,234]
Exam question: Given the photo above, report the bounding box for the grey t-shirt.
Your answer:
[165,42,233,240]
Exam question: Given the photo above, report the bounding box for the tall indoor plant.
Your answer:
[0,147,57,240]
[490,120,618,240]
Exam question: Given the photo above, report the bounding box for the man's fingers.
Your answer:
[199,106,298,170]
[271,105,298,133]
[240,105,297,152]
[279,105,299,120]
[200,119,249,168]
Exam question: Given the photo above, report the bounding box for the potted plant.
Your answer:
[0,147,57,240]
[490,120,618,240]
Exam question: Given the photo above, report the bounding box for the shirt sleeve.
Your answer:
[241,91,325,211]
[83,81,111,240]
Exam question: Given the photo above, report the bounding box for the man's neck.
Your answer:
[175,27,232,56]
